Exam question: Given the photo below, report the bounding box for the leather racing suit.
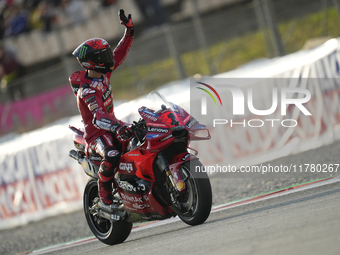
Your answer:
[69,28,134,204]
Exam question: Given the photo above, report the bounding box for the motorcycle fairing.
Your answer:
[117,181,174,222]
[118,147,158,181]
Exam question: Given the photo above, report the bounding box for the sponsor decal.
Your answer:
[100,117,112,124]
[82,62,92,68]
[117,180,137,192]
[86,96,96,104]
[139,108,160,121]
[120,193,148,203]
[90,155,102,161]
[182,154,190,161]
[89,104,98,111]
[102,86,112,102]
[141,113,158,122]
[128,153,140,156]
[147,123,167,127]
[81,88,96,98]
[90,81,104,91]
[183,115,191,124]
[107,105,113,113]
[142,109,160,117]
[185,117,198,129]
[108,150,119,157]
[148,126,169,134]
[138,183,146,191]
[160,134,173,142]
[117,181,145,193]
[133,203,150,210]
[0,168,86,220]
[97,121,111,130]
[146,134,162,140]
[119,162,133,173]
[79,46,87,59]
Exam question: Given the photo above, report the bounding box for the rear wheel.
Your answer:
[83,178,132,245]
[177,160,212,225]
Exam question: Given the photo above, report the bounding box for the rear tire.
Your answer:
[83,178,132,245]
[177,160,212,225]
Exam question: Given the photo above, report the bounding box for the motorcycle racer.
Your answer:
[69,9,134,205]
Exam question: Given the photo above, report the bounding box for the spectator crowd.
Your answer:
[0,0,118,39]
[0,0,177,101]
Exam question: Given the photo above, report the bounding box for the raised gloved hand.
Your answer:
[119,9,134,29]
[116,125,132,141]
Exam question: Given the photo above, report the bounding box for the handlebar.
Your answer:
[130,118,147,144]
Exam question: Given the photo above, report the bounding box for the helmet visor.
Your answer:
[94,48,114,65]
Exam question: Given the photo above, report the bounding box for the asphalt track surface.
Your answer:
[1,140,340,255]
[33,178,340,255]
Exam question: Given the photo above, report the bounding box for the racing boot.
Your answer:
[98,179,113,205]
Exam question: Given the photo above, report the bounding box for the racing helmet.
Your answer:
[72,38,114,74]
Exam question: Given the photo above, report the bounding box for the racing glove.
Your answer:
[119,9,134,36]
[110,123,122,133]
[116,125,132,141]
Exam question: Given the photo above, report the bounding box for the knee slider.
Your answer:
[99,160,114,181]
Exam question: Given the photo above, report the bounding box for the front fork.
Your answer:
[156,153,183,209]
[156,153,176,189]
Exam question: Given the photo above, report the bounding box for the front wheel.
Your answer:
[177,160,212,226]
[83,178,133,245]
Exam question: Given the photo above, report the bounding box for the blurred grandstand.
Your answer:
[0,0,339,136]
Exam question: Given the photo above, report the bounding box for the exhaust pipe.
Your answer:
[98,202,125,213]
[97,202,126,222]
[69,150,80,162]
[69,150,99,178]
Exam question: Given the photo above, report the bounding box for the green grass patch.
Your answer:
[112,7,340,101]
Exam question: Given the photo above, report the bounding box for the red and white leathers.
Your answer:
[69,28,134,204]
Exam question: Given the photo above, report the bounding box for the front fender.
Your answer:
[169,153,198,191]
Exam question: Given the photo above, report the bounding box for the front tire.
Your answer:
[83,178,132,245]
[177,160,212,225]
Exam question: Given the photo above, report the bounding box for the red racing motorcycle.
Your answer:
[69,91,212,245]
